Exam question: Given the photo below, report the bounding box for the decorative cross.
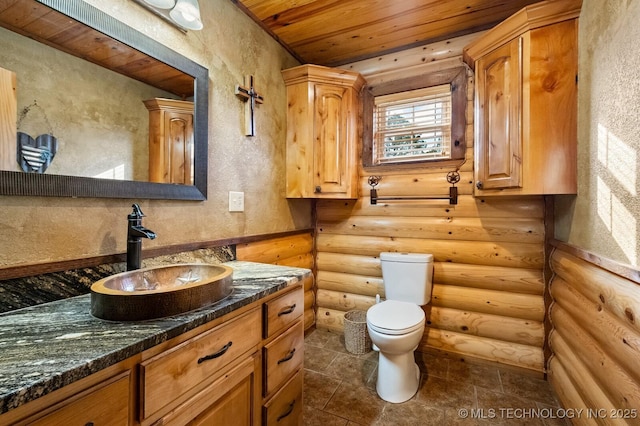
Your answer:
[235,75,264,137]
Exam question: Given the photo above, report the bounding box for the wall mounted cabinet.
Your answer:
[0,67,16,173]
[144,98,194,185]
[282,64,364,199]
[464,0,580,196]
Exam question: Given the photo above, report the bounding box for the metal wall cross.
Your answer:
[235,75,264,137]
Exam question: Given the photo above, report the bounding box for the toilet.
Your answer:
[366,252,433,403]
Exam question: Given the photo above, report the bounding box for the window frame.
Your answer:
[362,66,467,169]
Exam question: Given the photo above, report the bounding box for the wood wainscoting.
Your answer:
[547,242,640,415]
[315,179,547,373]
[236,232,315,331]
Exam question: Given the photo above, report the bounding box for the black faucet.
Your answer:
[127,204,156,271]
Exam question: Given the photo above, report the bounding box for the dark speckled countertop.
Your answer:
[0,261,311,415]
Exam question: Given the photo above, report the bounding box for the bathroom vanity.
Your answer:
[0,261,308,425]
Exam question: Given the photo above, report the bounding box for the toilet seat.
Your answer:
[367,300,425,335]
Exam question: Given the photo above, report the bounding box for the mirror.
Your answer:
[0,0,209,200]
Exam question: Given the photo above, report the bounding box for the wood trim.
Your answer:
[0,229,314,281]
[543,196,554,373]
[361,66,467,169]
[550,239,640,285]
[463,0,583,68]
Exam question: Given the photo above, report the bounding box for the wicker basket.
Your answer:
[343,310,372,354]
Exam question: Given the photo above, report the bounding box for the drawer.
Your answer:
[263,287,303,339]
[29,371,130,426]
[263,320,304,397]
[140,308,261,420]
[155,354,258,426]
[263,370,303,426]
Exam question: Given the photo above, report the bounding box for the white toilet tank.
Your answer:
[380,252,434,305]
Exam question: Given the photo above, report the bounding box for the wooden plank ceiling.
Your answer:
[233,0,543,66]
[0,0,194,98]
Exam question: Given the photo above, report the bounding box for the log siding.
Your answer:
[314,66,548,373]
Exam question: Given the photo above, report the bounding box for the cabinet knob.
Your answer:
[314,186,322,193]
[476,181,483,190]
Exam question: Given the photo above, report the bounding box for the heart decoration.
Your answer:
[17,132,58,173]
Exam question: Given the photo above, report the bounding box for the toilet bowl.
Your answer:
[367,299,426,403]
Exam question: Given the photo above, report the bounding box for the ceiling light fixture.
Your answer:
[170,0,203,31]
[135,0,203,31]
[143,0,176,8]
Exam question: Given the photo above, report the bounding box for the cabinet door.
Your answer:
[28,372,130,426]
[475,37,522,190]
[164,111,194,185]
[263,370,303,426]
[158,355,259,426]
[313,84,352,195]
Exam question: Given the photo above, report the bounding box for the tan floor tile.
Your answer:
[476,387,544,425]
[323,353,377,386]
[303,404,349,426]
[304,370,342,409]
[324,382,386,424]
[536,402,571,426]
[443,407,479,425]
[417,352,449,380]
[305,329,334,348]
[304,333,562,425]
[500,371,559,406]
[374,400,445,425]
[323,331,350,353]
[415,373,477,410]
[449,360,502,391]
[305,346,340,372]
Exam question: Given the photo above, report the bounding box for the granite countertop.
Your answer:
[0,261,311,415]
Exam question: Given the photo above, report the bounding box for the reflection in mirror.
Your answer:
[0,0,208,200]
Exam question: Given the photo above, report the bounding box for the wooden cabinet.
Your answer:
[153,354,260,426]
[0,67,17,172]
[140,308,262,422]
[261,288,304,425]
[464,0,580,196]
[263,370,303,426]
[0,284,305,426]
[282,64,364,199]
[144,98,194,185]
[28,372,131,426]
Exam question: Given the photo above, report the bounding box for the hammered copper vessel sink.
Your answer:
[90,264,233,321]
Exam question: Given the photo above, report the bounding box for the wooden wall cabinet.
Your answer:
[464,0,580,196]
[282,64,365,199]
[144,98,194,185]
[0,67,17,172]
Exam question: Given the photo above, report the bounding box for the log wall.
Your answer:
[235,232,315,330]
[314,53,548,372]
[548,246,640,421]
[316,191,547,372]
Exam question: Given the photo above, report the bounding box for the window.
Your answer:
[362,67,467,168]
[373,84,452,164]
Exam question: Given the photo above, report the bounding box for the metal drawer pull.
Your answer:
[197,341,233,364]
[85,423,94,426]
[278,304,296,316]
[277,348,296,364]
[277,400,296,422]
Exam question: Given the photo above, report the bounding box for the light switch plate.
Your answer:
[229,191,244,212]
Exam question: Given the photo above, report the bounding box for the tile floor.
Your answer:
[303,329,569,425]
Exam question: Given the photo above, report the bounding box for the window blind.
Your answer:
[373,84,452,164]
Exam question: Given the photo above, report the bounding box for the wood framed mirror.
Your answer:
[0,0,209,200]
